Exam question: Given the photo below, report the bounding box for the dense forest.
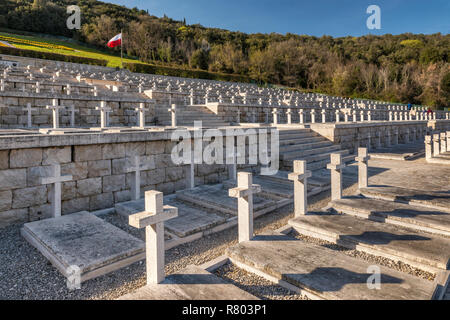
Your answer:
[1,0,449,107]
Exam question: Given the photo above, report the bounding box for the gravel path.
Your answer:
[214,263,308,300]
[289,231,435,281]
[0,176,404,300]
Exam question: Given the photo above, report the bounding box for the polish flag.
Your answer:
[107,33,122,48]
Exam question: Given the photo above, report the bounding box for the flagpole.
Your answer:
[120,29,123,69]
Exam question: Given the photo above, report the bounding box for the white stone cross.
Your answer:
[310,109,316,123]
[288,160,312,217]
[327,153,346,201]
[433,134,441,157]
[0,78,4,91]
[22,103,33,128]
[229,172,261,243]
[440,133,447,154]
[66,105,79,127]
[34,81,41,93]
[272,108,278,125]
[299,109,304,124]
[356,148,370,189]
[46,99,65,129]
[128,191,178,284]
[168,104,177,127]
[135,102,149,128]
[41,165,73,218]
[425,135,433,160]
[286,108,292,124]
[95,101,112,128]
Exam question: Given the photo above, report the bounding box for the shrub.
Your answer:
[0,46,108,66]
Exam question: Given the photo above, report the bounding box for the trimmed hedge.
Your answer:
[124,62,252,83]
[0,46,108,66]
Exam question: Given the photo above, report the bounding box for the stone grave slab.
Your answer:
[175,184,276,216]
[115,195,227,238]
[370,142,425,160]
[21,211,145,283]
[360,186,450,213]
[227,232,436,300]
[117,265,259,300]
[289,214,450,272]
[331,197,450,237]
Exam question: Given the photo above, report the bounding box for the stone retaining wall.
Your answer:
[310,120,450,152]
[0,129,265,228]
[0,93,155,128]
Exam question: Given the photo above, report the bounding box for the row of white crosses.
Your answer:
[425,132,450,160]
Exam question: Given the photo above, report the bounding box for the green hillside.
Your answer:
[0,31,139,68]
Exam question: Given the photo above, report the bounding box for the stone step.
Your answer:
[175,184,283,216]
[280,136,328,146]
[289,214,450,272]
[277,129,312,135]
[115,196,227,238]
[226,232,436,300]
[260,170,330,188]
[360,187,450,214]
[280,140,333,153]
[281,145,343,160]
[331,197,450,237]
[282,150,353,171]
[278,132,319,140]
[222,176,324,200]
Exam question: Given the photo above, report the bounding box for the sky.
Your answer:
[107,0,450,37]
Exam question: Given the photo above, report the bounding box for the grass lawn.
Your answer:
[0,31,141,68]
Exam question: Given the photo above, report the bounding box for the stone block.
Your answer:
[42,147,71,165]
[0,169,27,191]
[103,174,125,193]
[74,145,102,162]
[102,143,125,160]
[12,186,47,209]
[156,182,174,195]
[29,203,53,222]
[145,168,165,185]
[166,167,184,182]
[114,190,132,203]
[0,150,9,170]
[154,154,173,169]
[88,160,112,177]
[62,181,77,201]
[10,148,42,168]
[62,197,90,214]
[89,192,114,211]
[61,162,88,180]
[27,166,54,187]
[0,190,12,211]
[0,208,28,228]
[77,177,102,197]
[125,142,146,156]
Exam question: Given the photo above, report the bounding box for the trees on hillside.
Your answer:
[1,0,449,107]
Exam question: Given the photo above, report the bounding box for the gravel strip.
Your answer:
[289,230,435,281]
[214,263,308,300]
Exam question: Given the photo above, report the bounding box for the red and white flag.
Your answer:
[107,33,122,48]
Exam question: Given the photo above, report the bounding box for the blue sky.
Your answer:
[108,0,450,37]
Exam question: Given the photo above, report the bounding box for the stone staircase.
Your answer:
[278,128,354,171]
[225,184,450,300]
[155,104,229,127]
